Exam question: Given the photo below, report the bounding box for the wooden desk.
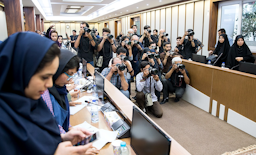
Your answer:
[182,59,256,122]
[85,63,191,155]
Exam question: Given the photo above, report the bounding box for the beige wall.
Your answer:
[44,22,96,38]
[0,8,8,41]
[97,0,210,56]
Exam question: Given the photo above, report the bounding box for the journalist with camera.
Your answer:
[149,42,158,53]
[160,42,173,74]
[139,25,153,47]
[97,28,117,71]
[120,36,133,61]
[141,48,163,100]
[179,29,197,59]
[135,61,163,118]
[108,47,134,95]
[130,35,144,76]
[75,22,97,66]
[161,57,190,104]
[102,57,129,98]
[158,29,170,54]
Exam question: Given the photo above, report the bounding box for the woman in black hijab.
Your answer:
[226,35,255,69]
[209,34,230,66]
[0,32,93,155]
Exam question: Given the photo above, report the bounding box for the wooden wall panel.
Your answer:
[155,10,160,31]
[178,5,185,36]
[166,7,172,43]
[208,0,218,51]
[160,9,166,30]
[186,3,194,30]
[212,69,256,122]
[70,23,76,35]
[4,0,24,36]
[60,23,65,37]
[35,14,41,31]
[202,0,211,56]
[182,60,213,97]
[41,18,44,32]
[23,7,35,32]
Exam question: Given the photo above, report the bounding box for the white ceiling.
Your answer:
[22,0,183,22]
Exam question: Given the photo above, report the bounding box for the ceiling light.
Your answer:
[126,10,128,12]
[120,12,122,13]
[147,4,149,6]
[115,14,117,15]
[63,0,103,2]
[159,0,162,2]
[137,7,139,9]
[66,9,79,13]
[69,6,81,8]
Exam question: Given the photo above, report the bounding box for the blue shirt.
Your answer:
[101,67,128,89]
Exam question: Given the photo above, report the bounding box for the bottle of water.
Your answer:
[90,104,99,123]
[221,62,225,68]
[92,85,98,100]
[119,142,129,155]
[207,60,212,65]
[78,63,83,77]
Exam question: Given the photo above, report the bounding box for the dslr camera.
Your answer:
[84,27,91,33]
[125,40,131,45]
[177,63,185,70]
[187,29,194,36]
[147,29,152,33]
[162,33,168,38]
[120,55,129,61]
[133,40,139,45]
[107,34,113,40]
[147,52,155,59]
[116,64,126,71]
[90,27,97,36]
[148,67,158,75]
[154,54,160,59]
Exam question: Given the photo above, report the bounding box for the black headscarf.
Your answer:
[0,32,61,154]
[213,34,230,66]
[226,35,255,69]
[48,49,76,132]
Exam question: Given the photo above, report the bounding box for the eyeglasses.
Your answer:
[64,72,73,81]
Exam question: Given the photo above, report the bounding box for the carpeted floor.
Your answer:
[130,82,256,155]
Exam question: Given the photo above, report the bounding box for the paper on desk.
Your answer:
[73,121,118,150]
[70,96,94,115]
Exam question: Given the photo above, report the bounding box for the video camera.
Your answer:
[177,63,185,70]
[148,67,158,75]
[116,64,126,71]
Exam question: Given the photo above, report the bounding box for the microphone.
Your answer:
[212,53,223,66]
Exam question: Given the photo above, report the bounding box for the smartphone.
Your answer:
[77,132,98,146]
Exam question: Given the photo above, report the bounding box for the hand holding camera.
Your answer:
[153,74,160,81]
[142,53,148,60]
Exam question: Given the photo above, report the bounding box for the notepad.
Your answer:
[70,96,95,115]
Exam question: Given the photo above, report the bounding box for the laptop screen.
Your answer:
[130,106,171,155]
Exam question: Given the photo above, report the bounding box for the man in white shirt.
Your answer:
[136,61,163,118]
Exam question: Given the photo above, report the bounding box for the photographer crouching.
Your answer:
[161,57,190,104]
[136,61,163,118]
[102,57,129,98]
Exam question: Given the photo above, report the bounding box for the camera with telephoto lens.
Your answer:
[107,34,113,39]
[148,67,158,75]
[116,64,126,71]
[84,27,91,33]
[147,52,155,59]
[187,29,194,36]
[120,55,129,61]
[177,63,185,70]
[162,33,168,38]
[125,40,131,45]
[154,54,160,59]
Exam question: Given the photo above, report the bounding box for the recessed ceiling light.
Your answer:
[115,14,117,15]
[137,7,139,9]
[120,12,122,13]
[159,0,162,2]
[126,10,128,12]
[147,4,149,6]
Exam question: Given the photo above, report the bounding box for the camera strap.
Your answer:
[116,75,120,89]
